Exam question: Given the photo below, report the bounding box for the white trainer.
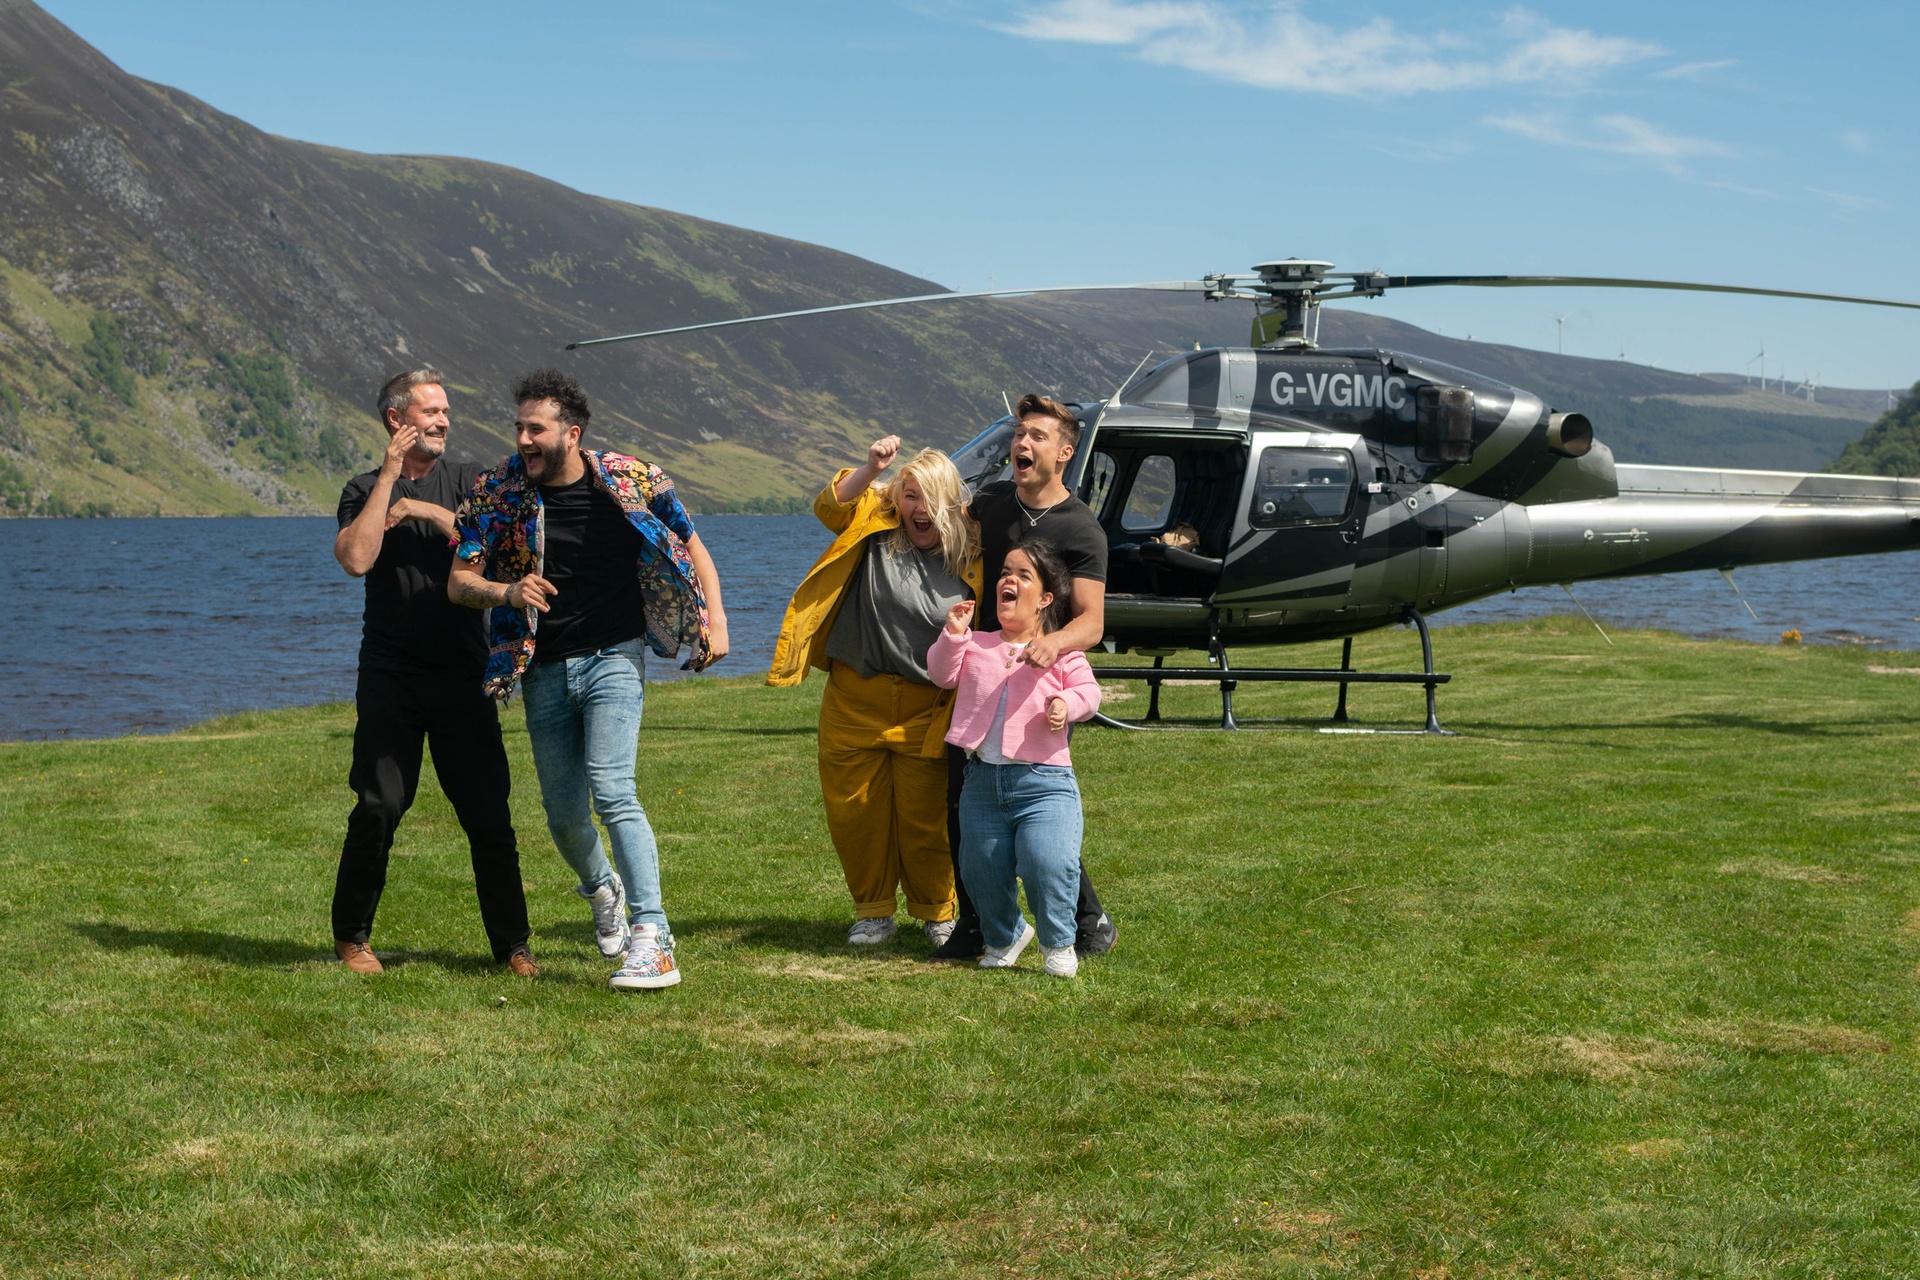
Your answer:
[922,918,957,947]
[978,921,1036,969]
[577,873,629,958]
[848,917,898,946]
[1041,944,1079,978]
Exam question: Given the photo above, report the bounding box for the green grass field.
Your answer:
[4,618,1919,1278]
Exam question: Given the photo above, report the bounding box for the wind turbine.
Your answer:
[1747,340,1768,391]
[1552,313,1571,355]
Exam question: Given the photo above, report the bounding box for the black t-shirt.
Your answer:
[336,461,486,678]
[969,480,1109,588]
[533,473,648,663]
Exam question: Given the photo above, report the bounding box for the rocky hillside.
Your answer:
[0,0,1896,517]
[0,0,1150,516]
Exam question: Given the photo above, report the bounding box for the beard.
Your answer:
[521,442,566,481]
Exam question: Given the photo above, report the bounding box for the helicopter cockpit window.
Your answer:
[1082,452,1119,520]
[950,417,1015,491]
[1120,454,1177,532]
[1249,447,1354,527]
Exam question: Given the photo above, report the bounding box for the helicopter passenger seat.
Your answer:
[1136,538,1223,592]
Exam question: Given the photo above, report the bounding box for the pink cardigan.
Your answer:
[926,628,1103,765]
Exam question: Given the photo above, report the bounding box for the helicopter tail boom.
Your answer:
[1516,465,1920,585]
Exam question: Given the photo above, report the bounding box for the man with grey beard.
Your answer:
[330,369,535,977]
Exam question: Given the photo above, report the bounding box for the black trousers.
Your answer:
[332,668,530,962]
[945,745,1105,937]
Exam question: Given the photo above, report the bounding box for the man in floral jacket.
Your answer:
[449,368,729,991]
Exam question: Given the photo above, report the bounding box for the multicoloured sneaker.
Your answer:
[610,923,680,990]
[577,873,629,958]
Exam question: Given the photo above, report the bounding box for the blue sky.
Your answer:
[40,0,1920,392]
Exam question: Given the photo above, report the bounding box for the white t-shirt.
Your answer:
[976,642,1026,764]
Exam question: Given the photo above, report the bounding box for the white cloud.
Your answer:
[1839,129,1871,153]
[1002,0,1207,43]
[1805,186,1883,212]
[994,1,1662,96]
[1485,112,1734,175]
[1653,58,1736,80]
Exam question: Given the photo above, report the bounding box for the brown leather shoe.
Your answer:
[505,947,540,977]
[335,940,383,974]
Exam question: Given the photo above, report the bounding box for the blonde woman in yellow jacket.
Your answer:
[769,436,983,946]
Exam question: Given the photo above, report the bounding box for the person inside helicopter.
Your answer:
[1091,438,1242,599]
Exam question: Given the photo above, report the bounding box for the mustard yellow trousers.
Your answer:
[817,662,957,921]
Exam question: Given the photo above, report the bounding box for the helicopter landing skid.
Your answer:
[1089,609,1454,735]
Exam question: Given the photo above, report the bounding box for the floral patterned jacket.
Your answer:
[452,450,714,700]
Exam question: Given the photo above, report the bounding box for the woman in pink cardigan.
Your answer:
[928,540,1101,977]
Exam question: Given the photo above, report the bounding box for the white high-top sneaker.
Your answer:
[576,873,629,958]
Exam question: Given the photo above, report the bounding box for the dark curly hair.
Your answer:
[1003,537,1074,634]
[511,367,591,431]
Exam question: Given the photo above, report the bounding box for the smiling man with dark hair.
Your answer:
[929,392,1119,963]
[450,368,729,991]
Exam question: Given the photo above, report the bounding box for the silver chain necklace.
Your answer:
[1019,496,1062,527]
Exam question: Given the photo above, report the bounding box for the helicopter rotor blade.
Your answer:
[1375,274,1920,313]
[565,280,1215,350]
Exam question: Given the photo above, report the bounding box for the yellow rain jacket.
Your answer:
[768,470,983,758]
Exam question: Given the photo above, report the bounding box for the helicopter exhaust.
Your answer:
[1546,411,1593,458]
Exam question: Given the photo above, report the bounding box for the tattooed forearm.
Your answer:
[449,571,505,610]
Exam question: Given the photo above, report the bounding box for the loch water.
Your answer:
[3,514,1917,741]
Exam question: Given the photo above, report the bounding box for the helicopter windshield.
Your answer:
[950,417,1014,491]
[949,410,1096,494]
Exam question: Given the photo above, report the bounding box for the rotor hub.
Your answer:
[1252,259,1335,292]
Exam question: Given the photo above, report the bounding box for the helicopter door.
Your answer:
[1216,435,1363,613]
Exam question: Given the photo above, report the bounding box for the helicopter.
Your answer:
[566,259,1920,732]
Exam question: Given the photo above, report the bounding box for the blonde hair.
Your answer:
[879,448,977,580]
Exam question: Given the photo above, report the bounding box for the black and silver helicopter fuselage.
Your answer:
[952,345,1920,651]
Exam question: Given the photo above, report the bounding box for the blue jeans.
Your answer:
[520,639,667,930]
[957,760,1083,951]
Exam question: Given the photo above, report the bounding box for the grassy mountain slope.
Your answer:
[1828,383,1920,476]
[0,0,1141,515]
[0,0,1898,516]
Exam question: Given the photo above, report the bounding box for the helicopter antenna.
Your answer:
[1109,349,1162,407]
[1718,568,1762,622]
[1559,584,1614,647]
